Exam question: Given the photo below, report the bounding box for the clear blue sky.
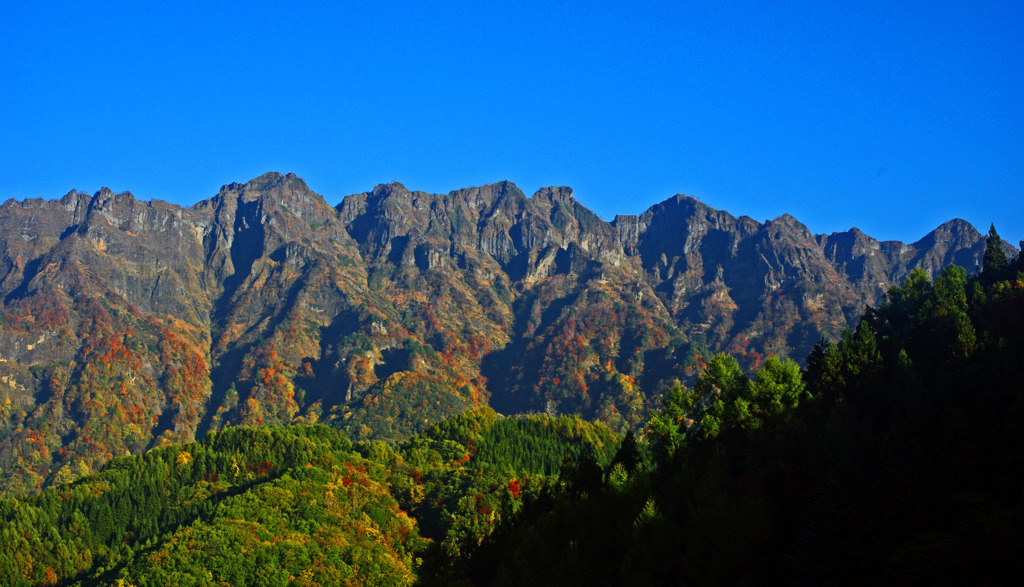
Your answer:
[2,1,1021,245]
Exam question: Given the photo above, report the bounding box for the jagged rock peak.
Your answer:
[365,180,528,203]
[913,218,980,248]
[767,214,813,237]
[58,189,92,213]
[215,171,309,196]
[95,187,121,199]
[486,180,524,195]
[933,218,977,235]
[87,188,137,214]
[235,173,328,214]
[770,213,803,225]
[533,186,574,202]
[667,193,705,207]
[242,172,309,196]
[832,226,870,241]
[816,226,886,265]
[638,193,718,221]
[450,180,525,201]
[246,171,305,189]
[369,181,412,199]
[816,226,881,248]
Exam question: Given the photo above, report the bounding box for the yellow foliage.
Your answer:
[175,451,192,468]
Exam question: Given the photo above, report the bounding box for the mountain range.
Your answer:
[0,172,1015,493]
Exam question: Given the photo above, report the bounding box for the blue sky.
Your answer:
[2,1,1021,245]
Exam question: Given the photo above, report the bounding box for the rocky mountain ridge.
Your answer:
[0,172,1016,493]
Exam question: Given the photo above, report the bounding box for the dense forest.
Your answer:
[442,227,1024,585]
[0,228,1021,584]
[0,410,618,586]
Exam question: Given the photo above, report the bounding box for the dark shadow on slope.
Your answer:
[59,224,79,241]
[214,199,265,321]
[388,236,411,265]
[4,256,44,303]
[199,272,309,437]
[719,232,772,337]
[299,309,363,409]
[485,286,584,415]
[504,251,531,282]
[147,400,178,452]
[554,247,572,275]
[537,292,578,334]
[197,198,265,438]
[481,343,532,415]
[342,208,378,247]
[787,323,822,368]
[195,344,249,438]
[375,346,410,382]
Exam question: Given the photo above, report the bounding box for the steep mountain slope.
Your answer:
[616,197,860,362]
[0,172,1015,493]
[817,218,992,305]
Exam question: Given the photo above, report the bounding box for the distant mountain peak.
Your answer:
[933,217,977,235]
[368,181,412,199]
[913,218,980,248]
[533,186,574,202]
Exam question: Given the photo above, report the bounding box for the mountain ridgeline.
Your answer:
[0,172,1016,493]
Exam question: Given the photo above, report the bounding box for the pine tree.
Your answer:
[609,431,641,475]
[802,337,834,394]
[982,224,1008,278]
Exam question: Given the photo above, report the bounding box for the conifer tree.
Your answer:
[982,224,1008,278]
[609,431,641,474]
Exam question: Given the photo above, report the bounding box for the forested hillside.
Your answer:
[1,173,1016,495]
[0,410,619,585]
[1,231,1021,584]
[437,225,1024,585]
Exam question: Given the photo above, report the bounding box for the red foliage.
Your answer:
[246,460,276,475]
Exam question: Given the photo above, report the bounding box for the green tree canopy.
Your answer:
[982,223,1008,277]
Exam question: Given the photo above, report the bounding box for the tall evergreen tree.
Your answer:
[609,431,642,474]
[802,337,834,394]
[982,224,1008,277]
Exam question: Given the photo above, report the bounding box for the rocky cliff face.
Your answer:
[817,218,992,308]
[0,172,1015,493]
